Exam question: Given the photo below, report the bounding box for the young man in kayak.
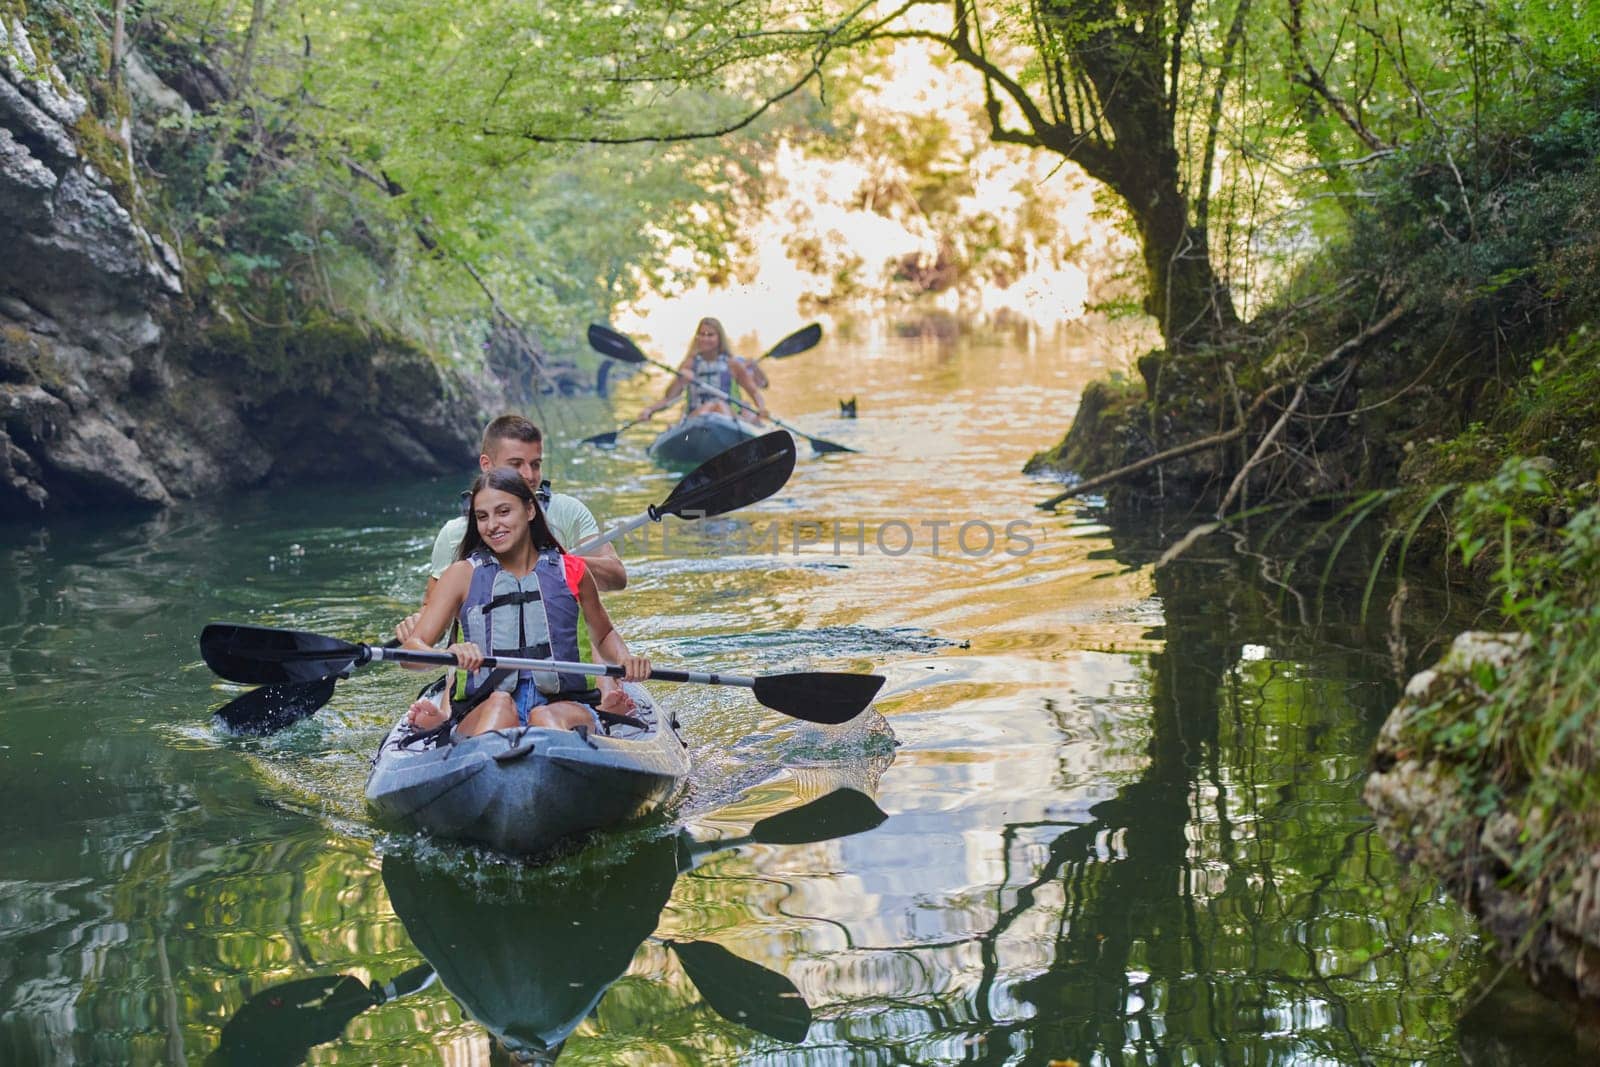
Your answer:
[637,317,770,423]
[397,414,624,641]
[401,467,649,737]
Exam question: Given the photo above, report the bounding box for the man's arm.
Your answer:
[577,541,626,592]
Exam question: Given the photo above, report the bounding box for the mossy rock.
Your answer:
[181,315,394,400]
[1023,374,1147,478]
[72,111,136,209]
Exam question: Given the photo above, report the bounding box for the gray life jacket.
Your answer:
[457,548,584,697]
[687,353,733,411]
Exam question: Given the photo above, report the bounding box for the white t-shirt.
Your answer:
[428,491,600,579]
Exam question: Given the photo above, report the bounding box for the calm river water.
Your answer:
[0,317,1593,1064]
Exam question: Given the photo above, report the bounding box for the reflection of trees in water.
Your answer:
[814,540,1484,1063]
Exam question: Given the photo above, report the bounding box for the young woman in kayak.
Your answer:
[401,467,649,738]
[638,316,770,423]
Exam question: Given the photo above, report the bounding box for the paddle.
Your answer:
[737,785,887,844]
[664,787,886,1043]
[578,414,650,448]
[575,429,796,551]
[211,635,411,735]
[679,787,888,867]
[587,323,857,455]
[200,623,885,726]
[213,677,337,735]
[755,321,823,365]
[667,940,811,1042]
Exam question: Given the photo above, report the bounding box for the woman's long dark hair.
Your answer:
[455,467,564,562]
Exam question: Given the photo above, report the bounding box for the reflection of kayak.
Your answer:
[649,411,763,466]
[364,681,689,855]
[379,786,889,1057]
[382,835,680,1059]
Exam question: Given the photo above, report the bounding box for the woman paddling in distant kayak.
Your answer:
[638,316,770,424]
[402,467,649,738]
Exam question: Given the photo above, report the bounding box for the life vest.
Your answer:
[456,548,585,699]
[687,353,733,411]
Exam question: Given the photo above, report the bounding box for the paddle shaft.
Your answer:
[581,414,651,446]
[574,511,654,552]
[366,644,755,689]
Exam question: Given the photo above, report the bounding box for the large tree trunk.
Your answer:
[1126,172,1238,348]
[1064,0,1239,347]
[983,0,1242,349]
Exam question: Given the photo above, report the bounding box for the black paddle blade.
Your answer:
[752,672,885,724]
[806,436,857,455]
[667,939,811,1043]
[200,623,365,685]
[213,678,338,735]
[586,323,645,363]
[763,322,822,360]
[579,428,621,447]
[659,430,796,520]
[749,788,888,845]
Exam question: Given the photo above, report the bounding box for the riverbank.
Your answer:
[1028,99,1600,1004]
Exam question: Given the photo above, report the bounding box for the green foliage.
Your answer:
[1492,0,1600,88]
[1392,457,1600,918]
[125,0,820,366]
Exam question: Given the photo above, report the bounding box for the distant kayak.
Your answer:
[648,412,764,467]
[364,680,689,855]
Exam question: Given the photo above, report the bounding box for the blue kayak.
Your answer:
[648,412,764,466]
[364,681,689,855]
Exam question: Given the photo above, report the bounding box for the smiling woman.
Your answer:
[399,467,650,739]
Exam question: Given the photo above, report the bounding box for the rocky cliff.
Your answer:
[0,15,480,518]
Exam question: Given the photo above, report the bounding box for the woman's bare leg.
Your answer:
[456,692,519,736]
[527,701,597,731]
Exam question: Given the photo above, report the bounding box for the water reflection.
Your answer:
[207,965,437,1066]
[205,788,887,1064]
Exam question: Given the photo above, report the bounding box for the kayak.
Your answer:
[364,680,690,855]
[648,411,764,466]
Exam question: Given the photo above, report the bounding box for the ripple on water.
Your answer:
[671,624,963,659]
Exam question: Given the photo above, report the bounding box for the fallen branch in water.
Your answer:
[1036,304,1407,511]
[1034,426,1245,510]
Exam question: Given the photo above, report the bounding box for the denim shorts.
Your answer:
[512,680,548,726]
[512,680,601,729]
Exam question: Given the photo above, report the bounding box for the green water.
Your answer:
[0,318,1592,1064]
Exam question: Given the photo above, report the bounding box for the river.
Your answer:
[0,315,1590,1064]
